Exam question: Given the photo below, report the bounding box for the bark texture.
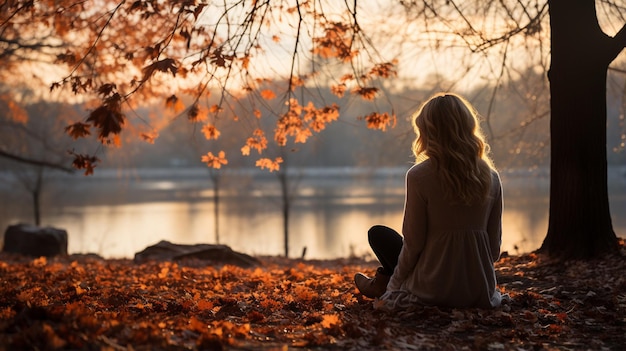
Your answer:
[541,0,624,258]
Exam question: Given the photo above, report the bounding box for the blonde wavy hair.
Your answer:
[412,93,495,204]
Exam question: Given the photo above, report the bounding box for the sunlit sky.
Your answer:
[4,0,626,106]
[192,0,554,95]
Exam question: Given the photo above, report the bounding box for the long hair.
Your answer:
[411,93,495,204]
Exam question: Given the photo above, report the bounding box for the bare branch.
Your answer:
[0,148,74,173]
[484,41,510,142]
[609,66,626,74]
[60,1,124,82]
[473,2,549,52]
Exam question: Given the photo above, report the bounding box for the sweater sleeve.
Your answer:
[387,168,428,291]
[487,172,503,262]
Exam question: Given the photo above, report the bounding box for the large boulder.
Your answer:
[134,240,260,267]
[2,224,68,257]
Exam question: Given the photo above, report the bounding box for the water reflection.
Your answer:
[1,167,624,259]
[501,203,549,254]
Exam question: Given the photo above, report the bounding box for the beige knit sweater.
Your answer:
[380,160,504,310]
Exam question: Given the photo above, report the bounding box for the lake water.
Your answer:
[1,167,625,259]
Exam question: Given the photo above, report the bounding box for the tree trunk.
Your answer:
[540,0,624,259]
[212,174,220,244]
[33,188,41,226]
[33,168,43,226]
[279,171,290,258]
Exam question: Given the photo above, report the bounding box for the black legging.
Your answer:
[368,225,404,276]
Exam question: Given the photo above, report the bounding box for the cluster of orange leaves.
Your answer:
[274,99,340,146]
[313,21,358,62]
[201,151,228,169]
[1,0,403,174]
[0,243,624,350]
[67,6,397,174]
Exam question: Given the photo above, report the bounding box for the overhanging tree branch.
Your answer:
[0,149,74,173]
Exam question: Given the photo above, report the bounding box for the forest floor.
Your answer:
[0,240,624,351]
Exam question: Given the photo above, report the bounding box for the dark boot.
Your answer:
[354,267,390,298]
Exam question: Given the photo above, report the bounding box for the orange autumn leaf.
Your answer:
[86,92,125,141]
[359,111,397,131]
[68,151,100,176]
[97,83,116,97]
[368,61,398,79]
[339,74,354,83]
[255,157,282,172]
[294,128,312,143]
[65,122,92,139]
[142,58,178,82]
[260,89,276,100]
[197,300,214,311]
[208,104,221,113]
[188,316,206,333]
[274,100,339,145]
[158,266,169,279]
[240,56,250,69]
[210,47,235,68]
[240,145,250,156]
[289,76,304,90]
[74,284,86,295]
[320,314,340,329]
[188,103,208,122]
[293,284,317,301]
[109,134,122,148]
[241,129,267,156]
[330,84,347,98]
[201,151,228,169]
[352,86,378,101]
[259,297,282,310]
[312,22,356,62]
[140,131,159,144]
[302,102,339,132]
[201,124,221,140]
[165,95,185,113]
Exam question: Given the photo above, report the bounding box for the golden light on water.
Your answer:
[501,209,549,255]
[49,192,555,259]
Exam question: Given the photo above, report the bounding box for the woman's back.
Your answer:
[408,160,501,243]
[355,92,504,310]
[392,160,503,308]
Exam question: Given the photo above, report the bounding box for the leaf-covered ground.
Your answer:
[0,241,624,350]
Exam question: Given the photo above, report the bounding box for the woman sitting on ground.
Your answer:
[355,92,504,310]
